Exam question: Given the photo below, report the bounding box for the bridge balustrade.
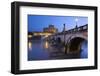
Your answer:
[64,24,88,34]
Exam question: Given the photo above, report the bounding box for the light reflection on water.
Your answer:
[44,41,49,49]
[28,40,50,60]
[28,41,32,50]
[28,39,88,61]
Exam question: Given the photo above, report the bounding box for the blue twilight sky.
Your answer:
[28,15,88,32]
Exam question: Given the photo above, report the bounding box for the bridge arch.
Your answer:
[66,35,87,54]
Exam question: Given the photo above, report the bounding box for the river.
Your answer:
[28,39,88,61]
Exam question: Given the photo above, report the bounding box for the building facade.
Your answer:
[43,25,58,33]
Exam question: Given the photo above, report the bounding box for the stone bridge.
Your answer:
[48,24,88,54]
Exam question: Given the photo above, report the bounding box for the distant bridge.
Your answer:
[28,32,53,39]
[48,24,88,54]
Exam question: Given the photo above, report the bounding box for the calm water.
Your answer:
[80,40,88,58]
[28,39,88,61]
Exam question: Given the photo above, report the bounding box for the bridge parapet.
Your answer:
[66,24,87,34]
[55,24,87,35]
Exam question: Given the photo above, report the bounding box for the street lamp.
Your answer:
[75,18,78,31]
[75,18,78,26]
[63,24,66,45]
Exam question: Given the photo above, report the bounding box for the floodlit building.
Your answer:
[43,25,58,33]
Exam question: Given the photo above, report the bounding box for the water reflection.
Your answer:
[28,41,32,50]
[80,40,88,58]
[28,39,88,61]
[44,41,49,49]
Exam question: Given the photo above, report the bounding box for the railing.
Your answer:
[66,24,88,34]
[55,24,88,35]
[66,24,87,33]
